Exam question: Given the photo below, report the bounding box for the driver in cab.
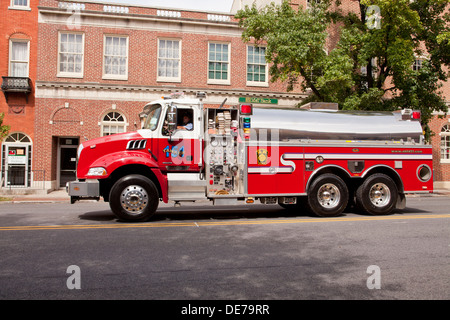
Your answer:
[177,113,193,131]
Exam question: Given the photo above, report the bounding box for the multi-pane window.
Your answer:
[10,0,29,9]
[247,46,267,85]
[441,124,450,162]
[413,59,423,71]
[9,40,29,77]
[208,43,230,84]
[104,36,128,80]
[58,32,84,77]
[157,39,181,82]
[101,112,126,136]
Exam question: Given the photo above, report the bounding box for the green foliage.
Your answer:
[236,0,450,140]
[0,113,10,141]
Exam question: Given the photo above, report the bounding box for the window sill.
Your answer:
[102,75,128,81]
[57,73,84,79]
[8,6,31,11]
[246,81,269,88]
[207,79,231,86]
[157,78,181,83]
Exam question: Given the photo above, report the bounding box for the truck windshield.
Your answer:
[143,104,162,131]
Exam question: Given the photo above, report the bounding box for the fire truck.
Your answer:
[67,93,433,221]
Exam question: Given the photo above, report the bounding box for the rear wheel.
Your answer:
[109,174,159,222]
[308,174,349,217]
[356,173,398,215]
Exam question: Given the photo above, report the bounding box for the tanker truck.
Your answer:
[67,94,433,221]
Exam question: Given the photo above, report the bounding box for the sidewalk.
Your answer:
[4,189,71,203]
[3,188,450,204]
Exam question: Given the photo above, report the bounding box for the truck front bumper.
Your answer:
[66,180,100,204]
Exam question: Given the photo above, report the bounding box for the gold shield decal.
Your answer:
[257,149,269,165]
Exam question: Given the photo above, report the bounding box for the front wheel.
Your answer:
[109,174,159,222]
[355,173,398,215]
[308,174,349,217]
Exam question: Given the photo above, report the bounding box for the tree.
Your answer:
[236,0,450,139]
[0,113,10,141]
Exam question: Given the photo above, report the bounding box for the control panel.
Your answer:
[205,108,243,196]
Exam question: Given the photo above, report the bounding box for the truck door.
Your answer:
[155,104,202,172]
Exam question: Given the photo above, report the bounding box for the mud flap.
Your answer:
[396,193,406,209]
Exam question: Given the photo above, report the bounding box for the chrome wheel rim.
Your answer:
[369,183,391,207]
[120,185,148,215]
[317,183,340,209]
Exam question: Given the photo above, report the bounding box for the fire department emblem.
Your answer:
[257,149,269,165]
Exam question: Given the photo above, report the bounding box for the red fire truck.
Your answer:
[67,94,433,221]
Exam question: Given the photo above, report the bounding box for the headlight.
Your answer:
[87,167,107,176]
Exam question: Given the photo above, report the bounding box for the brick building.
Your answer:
[1,0,449,193]
[0,0,38,191]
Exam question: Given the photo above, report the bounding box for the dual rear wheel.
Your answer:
[306,173,398,217]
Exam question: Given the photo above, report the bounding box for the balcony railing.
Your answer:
[1,76,32,102]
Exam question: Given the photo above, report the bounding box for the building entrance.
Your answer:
[58,137,79,188]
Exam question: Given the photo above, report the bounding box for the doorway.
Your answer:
[58,137,79,188]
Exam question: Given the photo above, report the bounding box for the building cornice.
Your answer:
[38,6,241,36]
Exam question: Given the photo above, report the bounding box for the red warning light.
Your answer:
[240,104,253,115]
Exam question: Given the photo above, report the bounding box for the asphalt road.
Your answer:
[0,196,449,304]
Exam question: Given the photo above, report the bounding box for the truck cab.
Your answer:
[139,98,203,173]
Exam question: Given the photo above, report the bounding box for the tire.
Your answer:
[356,173,398,215]
[109,174,159,222]
[307,174,349,217]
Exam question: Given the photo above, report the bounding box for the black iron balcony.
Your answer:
[1,76,32,102]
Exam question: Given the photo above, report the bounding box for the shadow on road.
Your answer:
[78,203,431,223]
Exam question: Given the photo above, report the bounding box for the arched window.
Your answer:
[4,132,31,143]
[101,111,126,136]
[440,124,450,162]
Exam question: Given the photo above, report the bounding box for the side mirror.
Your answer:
[166,104,178,136]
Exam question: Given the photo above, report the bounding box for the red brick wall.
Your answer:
[0,0,38,142]
[429,114,450,182]
[36,18,292,92]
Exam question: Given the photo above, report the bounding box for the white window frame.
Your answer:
[100,111,128,136]
[157,38,181,83]
[440,124,450,163]
[9,39,30,77]
[103,35,129,81]
[57,31,85,78]
[246,45,268,87]
[412,59,423,71]
[207,42,231,85]
[9,0,30,11]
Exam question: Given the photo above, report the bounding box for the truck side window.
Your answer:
[177,109,193,131]
[162,108,194,136]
